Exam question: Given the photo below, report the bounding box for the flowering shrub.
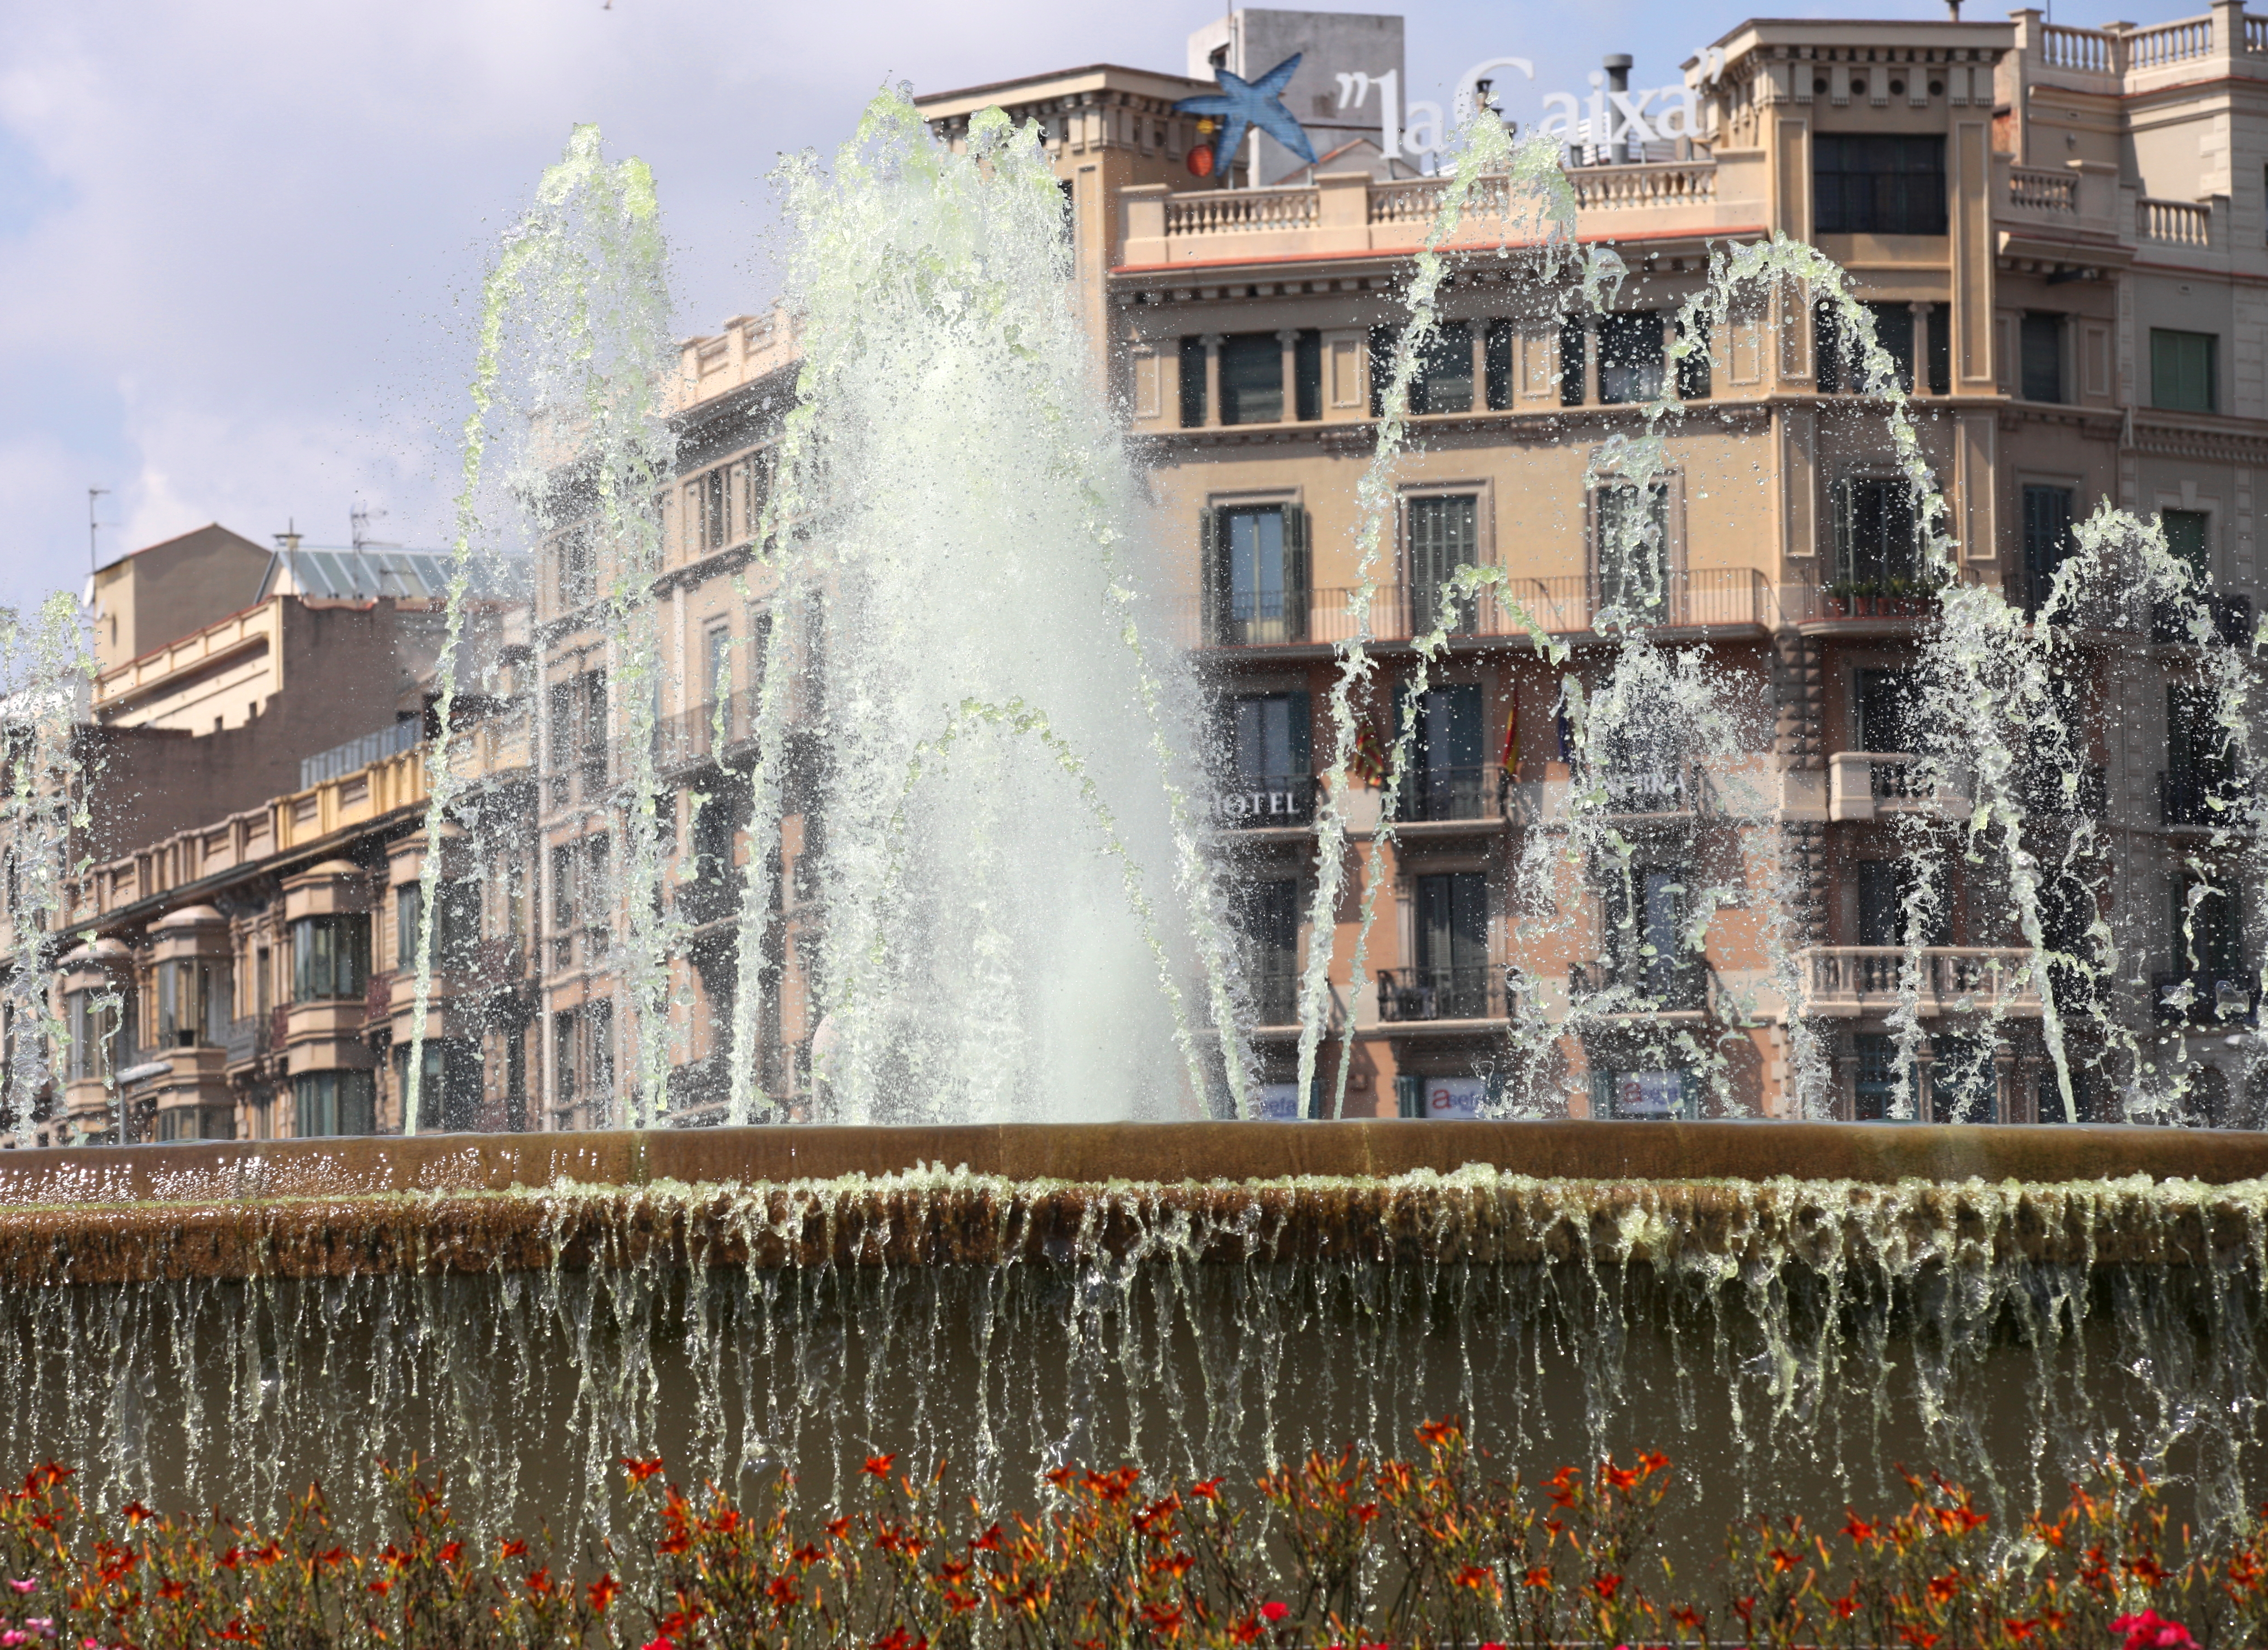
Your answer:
[3,1430,2264,1649]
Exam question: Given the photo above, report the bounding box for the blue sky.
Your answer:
[0,0,2214,611]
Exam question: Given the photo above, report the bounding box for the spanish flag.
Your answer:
[1498,683,1520,782]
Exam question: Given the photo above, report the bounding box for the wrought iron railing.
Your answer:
[1376,966,1510,1023]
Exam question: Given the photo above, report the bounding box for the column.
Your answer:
[1277,328,1301,423]
[1203,334,1225,428]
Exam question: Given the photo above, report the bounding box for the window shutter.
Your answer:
[1831,479,1855,583]
[1198,508,1220,645]
[1285,507,1310,642]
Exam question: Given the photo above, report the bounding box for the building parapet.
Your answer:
[1119,159,1764,269]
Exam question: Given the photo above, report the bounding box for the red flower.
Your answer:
[1260,1602,1289,1623]
[2113,1611,2199,1650]
[864,1455,897,1478]
[587,1573,621,1613]
[622,1457,665,1486]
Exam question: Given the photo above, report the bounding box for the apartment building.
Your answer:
[5,539,532,1146]
[912,4,2268,1123]
[15,5,2265,1142]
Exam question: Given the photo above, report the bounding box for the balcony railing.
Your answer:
[1828,752,1971,823]
[2007,166,2079,214]
[653,690,762,772]
[2150,593,2255,647]
[2160,769,2255,829]
[2138,196,2212,247]
[1798,947,2042,1017]
[221,1016,259,1067]
[1376,966,1511,1024]
[1213,774,1316,829]
[1570,957,1707,1014]
[1174,568,1775,650]
[2153,970,2259,1027]
[1393,765,1495,823]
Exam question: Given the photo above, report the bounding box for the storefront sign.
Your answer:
[1336,49,1721,161]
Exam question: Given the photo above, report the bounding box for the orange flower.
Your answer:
[587,1573,621,1613]
[622,1457,665,1486]
[863,1455,897,1478]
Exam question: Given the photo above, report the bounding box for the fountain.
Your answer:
[2,35,2267,1598]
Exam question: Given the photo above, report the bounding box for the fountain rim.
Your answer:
[5,1118,2265,1205]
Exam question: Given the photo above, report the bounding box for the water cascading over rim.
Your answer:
[7,1121,2268,1552]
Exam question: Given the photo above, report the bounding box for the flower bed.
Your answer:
[4,1424,2258,1650]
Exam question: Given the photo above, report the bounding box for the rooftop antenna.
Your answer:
[349,500,398,552]
[86,485,109,574]
[274,519,302,555]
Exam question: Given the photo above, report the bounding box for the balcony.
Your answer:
[1120,159,1751,270]
[1393,765,1498,825]
[1797,947,2042,1017]
[2153,970,2259,1028]
[221,1015,260,1069]
[1174,568,1775,652]
[2160,770,2255,831]
[1828,752,1970,824]
[654,690,761,774]
[1376,966,1512,1026]
[1212,773,1317,831]
[2150,592,2255,647]
[1569,957,1707,1014]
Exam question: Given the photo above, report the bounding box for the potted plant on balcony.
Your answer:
[1821,574,1946,620]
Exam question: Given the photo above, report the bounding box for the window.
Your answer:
[1218,693,1313,827]
[1200,504,1308,645]
[1856,859,1949,948]
[1603,865,1702,1009]
[2172,868,2245,986]
[1854,668,1922,754]
[64,990,116,1083]
[1179,336,1208,427]
[395,882,479,972]
[555,1001,617,1110]
[2160,508,2211,578]
[2020,313,2065,403]
[1231,878,1300,1025]
[1596,312,1663,405]
[1293,330,1322,422]
[738,448,775,544]
[553,527,597,612]
[1369,322,1474,415]
[1673,314,1712,401]
[2150,329,2216,412]
[1829,477,1921,588]
[1415,871,1490,1017]
[1558,318,1586,407]
[1483,319,1514,410]
[1218,332,1284,425]
[155,1106,235,1143]
[705,625,733,706]
[291,914,369,1002]
[294,1070,375,1137]
[1406,493,1479,635]
[1812,135,1947,235]
[1407,683,1483,820]
[395,1037,483,1134]
[2166,684,2239,825]
[2022,485,2076,610]
[1816,300,1913,395]
[691,465,728,553]
[548,667,607,801]
[1593,482,1670,616]
[1852,1033,1913,1121]
[1930,1034,1997,1123]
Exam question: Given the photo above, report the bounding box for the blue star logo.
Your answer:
[1175,53,1317,172]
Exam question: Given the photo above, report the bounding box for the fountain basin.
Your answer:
[3,1121,2265,1283]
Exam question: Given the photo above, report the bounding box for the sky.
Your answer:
[0,0,2216,613]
